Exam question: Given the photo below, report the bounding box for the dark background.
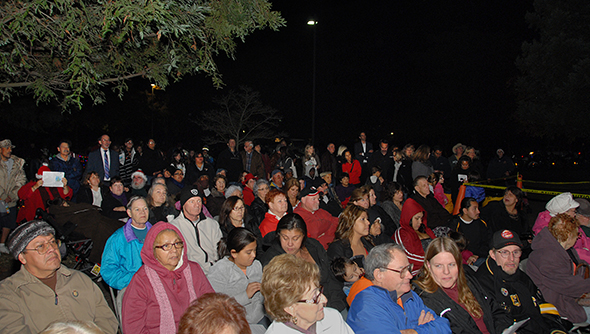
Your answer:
[3,0,582,164]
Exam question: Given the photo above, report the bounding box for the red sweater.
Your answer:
[293,206,338,250]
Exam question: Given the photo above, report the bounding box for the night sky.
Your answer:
[1,0,540,158]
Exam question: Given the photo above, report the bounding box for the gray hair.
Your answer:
[365,243,404,281]
[253,179,269,196]
[225,185,243,199]
[40,321,104,334]
[126,196,147,210]
[153,177,166,186]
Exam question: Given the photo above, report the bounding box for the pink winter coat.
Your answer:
[122,222,214,334]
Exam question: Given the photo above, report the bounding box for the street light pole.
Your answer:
[308,20,317,145]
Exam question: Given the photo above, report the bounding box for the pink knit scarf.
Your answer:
[145,265,197,333]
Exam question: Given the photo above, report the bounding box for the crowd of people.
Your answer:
[0,132,589,333]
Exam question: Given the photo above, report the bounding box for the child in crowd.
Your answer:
[428,172,447,207]
[448,231,477,265]
[331,257,365,296]
[207,228,267,333]
[365,166,384,203]
[335,173,354,208]
[464,171,485,204]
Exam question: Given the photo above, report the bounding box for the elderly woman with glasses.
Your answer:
[414,237,510,334]
[122,222,214,333]
[261,254,354,333]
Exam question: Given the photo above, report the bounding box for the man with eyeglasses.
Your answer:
[347,243,451,334]
[0,220,118,333]
[101,196,153,317]
[475,229,565,333]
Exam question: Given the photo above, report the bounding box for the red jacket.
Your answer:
[294,206,338,250]
[260,211,282,237]
[17,181,72,222]
[243,186,255,206]
[393,198,435,275]
[342,160,362,185]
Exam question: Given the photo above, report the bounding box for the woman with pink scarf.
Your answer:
[122,222,214,333]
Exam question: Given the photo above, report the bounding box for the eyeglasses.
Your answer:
[496,249,522,259]
[381,263,414,278]
[297,286,324,304]
[232,206,245,212]
[24,238,61,255]
[154,241,184,251]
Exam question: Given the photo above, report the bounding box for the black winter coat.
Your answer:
[414,273,511,334]
[261,238,347,312]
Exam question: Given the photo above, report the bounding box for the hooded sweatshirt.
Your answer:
[122,222,214,334]
[393,198,435,275]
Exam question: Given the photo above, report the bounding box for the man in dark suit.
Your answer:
[354,132,373,184]
[85,134,120,184]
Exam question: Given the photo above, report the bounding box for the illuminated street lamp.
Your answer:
[308,20,318,145]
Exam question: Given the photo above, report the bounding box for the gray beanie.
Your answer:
[6,220,55,260]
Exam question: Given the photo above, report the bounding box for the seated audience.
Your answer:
[101,196,153,316]
[218,196,263,256]
[410,175,452,233]
[101,176,130,221]
[146,182,179,223]
[335,173,354,208]
[76,171,104,206]
[347,243,451,334]
[17,164,72,222]
[259,189,288,238]
[328,204,374,268]
[414,237,511,334]
[331,256,365,296]
[206,174,227,217]
[527,213,590,323]
[129,169,149,197]
[294,185,339,249]
[170,186,222,274]
[249,179,270,226]
[178,293,252,334]
[480,186,531,250]
[165,167,185,200]
[450,197,490,267]
[476,229,571,333]
[393,197,435,275]
[284,178,300,212]
[261,254,354,333]
[0,220,117,333]
[242,173,257,206]
[379,182,404,237]
[260,213,347,312]
[122,222,214,333]
[208,228,266,333]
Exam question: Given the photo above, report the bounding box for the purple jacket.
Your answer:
[526,227,590,322]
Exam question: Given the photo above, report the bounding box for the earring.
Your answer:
[292,316,298,325]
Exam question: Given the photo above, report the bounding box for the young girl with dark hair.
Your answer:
[208,227,266,333]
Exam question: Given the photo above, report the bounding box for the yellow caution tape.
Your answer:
[463,183,590,199]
